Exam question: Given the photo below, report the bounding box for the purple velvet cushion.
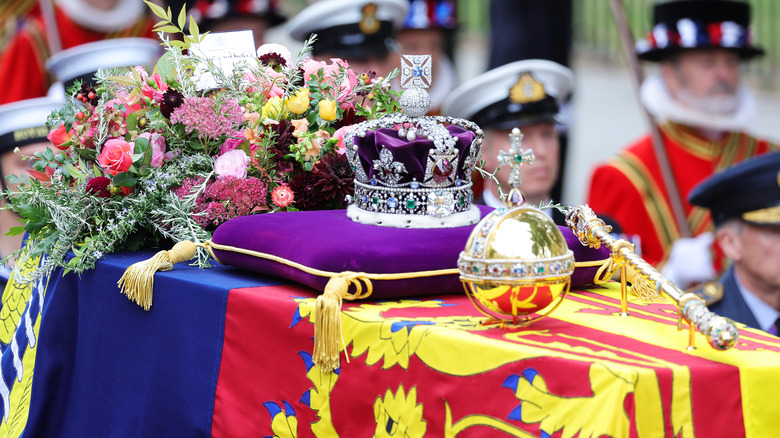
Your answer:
[211,206,610,299]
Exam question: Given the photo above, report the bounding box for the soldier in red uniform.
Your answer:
[0,0,156,105]
[586,0,776,288]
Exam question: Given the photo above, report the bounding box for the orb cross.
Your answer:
[497,128,534,187]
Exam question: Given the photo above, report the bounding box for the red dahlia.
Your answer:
[85,176,112,198]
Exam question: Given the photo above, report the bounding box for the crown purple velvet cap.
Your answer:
[344,114,484,228]
[210,206,610,299]
[355,126,474,183]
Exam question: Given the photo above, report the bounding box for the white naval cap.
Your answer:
[286,0,408,59]
[0,97,65,153]
[441,59,574,130]
[46,38,162,90]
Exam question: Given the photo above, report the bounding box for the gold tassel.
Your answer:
[117,240,198,310]
[313,276,349,373]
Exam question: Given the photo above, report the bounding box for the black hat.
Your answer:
[189,0,287,29]
[689,152,780,226]
[636,0,764,62]
[440,59,573,130]
[286,0,408,60]
[0,97,64,154]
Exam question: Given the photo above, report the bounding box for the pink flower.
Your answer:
[97,138,134,175]
[170,97,244,140]
[214,149,248,180]
[271,185,294,208]
[244,71,285,98]
[141,72,168,103]
[302,58,327,82]
[219,131,246,155]
[137,132,167,168]
[47,123,74,150]
[332,125,353,154]
[337,67,358,107]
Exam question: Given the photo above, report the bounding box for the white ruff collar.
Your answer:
[640,73,757,133]
[56,0,145,33]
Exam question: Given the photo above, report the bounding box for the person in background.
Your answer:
[1,0,40,50]
[0,97,64,286]
[395,0,457,114]
[586,0,776,289]
[285,0,408,76]
[441,59,574,225]
[688,152,780,336]
[488,0,573,204]
[170,0,287,48]
[0,0,157,105]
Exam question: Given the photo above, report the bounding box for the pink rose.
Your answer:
[302,58,327,82]
[47,123,74,150]
[337,67,358,107]
[219,131,246,155]
[244,71,284,98]
[138,132,167,168]
[97,138,134,175]
[214,149,248,180]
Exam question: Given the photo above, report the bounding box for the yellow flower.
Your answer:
[286,88,310,114]
[261,96,287,120]
[318,99,338,121]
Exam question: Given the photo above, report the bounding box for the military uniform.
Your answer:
[0,3,155,104]
[588,122,776,267]
[441,59,574,225]
[586,0,773,269]
[688,151,780,335]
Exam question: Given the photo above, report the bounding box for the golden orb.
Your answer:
[458,205,574,325]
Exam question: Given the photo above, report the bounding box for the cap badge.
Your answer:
[359,3,381,35]
[509,72,546,104]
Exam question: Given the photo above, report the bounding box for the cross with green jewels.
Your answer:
[497,127,534,188]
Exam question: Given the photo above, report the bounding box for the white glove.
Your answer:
[661,232,717,290]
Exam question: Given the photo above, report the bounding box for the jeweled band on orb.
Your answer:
[458,251,575,284]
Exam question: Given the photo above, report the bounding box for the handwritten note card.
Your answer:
[190,30,256,90]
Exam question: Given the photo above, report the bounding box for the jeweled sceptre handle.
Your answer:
[565,205,739,351]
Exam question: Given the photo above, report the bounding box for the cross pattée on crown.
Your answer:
[400,54,432,89]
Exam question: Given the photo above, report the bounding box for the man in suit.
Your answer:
[689,152,780,335]
[441,59,574,225]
